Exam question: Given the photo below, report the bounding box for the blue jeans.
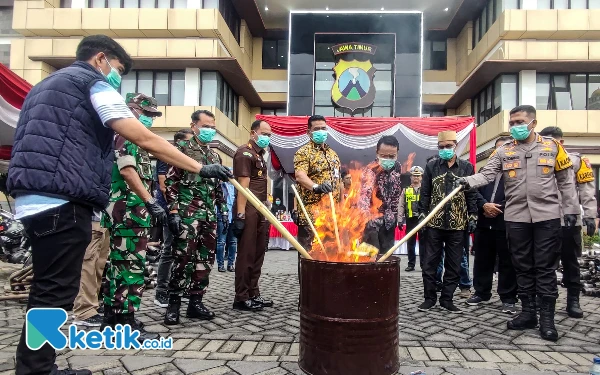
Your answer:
[216,220,237,268]
[436,245,472,289]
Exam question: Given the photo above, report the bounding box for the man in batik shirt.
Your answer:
[358,136,403,252]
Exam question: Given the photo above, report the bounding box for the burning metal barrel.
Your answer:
[299,256,401,375]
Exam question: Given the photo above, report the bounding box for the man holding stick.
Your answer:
[232,120,273,311]
[456,105,579,341]
[294,115,342,251]
[418,130,478,314]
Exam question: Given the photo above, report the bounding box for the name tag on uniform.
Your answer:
[503,160,521,170]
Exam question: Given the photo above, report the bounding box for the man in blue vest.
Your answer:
[7,35,232,375]
[398,166,423,272]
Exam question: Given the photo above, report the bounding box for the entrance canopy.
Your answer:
[257,115,477,174]
[0,63,31,147]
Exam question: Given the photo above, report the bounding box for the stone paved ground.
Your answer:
[0,251,599,374]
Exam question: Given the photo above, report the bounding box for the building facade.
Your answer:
[3,0,600,197]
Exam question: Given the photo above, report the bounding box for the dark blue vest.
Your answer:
[7,61,115,209]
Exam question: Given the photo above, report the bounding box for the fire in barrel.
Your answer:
[298,168,401,375]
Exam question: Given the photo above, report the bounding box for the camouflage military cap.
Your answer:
[126,93,162,117]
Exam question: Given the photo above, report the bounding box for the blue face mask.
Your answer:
[312,130,328,144]
[198,127,216,143]
[439,148,455,161]
[256,134,270,149]
[510,121,533,141]
[138,114,153,128]
[378,158,396,171]
[99,59,121,90]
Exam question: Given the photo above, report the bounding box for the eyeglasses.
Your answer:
[437,144,455,150]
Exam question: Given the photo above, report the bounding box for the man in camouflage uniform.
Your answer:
[164,109,228,325]
[101,93,167,342]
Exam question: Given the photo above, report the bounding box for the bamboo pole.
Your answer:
[0,294,28,301]
[378,186,463,262]
[228,178,312,260]
[291,185,326,254]
[328,193,342,253]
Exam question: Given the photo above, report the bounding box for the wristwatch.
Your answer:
[145,197,157,204]
[312,183,319,192]
[236,213,246,219]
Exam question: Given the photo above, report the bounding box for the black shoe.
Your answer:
[97,305,104,315]
[164,294,181,326]
[233,299,263,311]
[227,265,235,272]
[252,295,273,308]
[566,288,584,318]
[186,295,215,320]
[440,301,463,314]
[507,294,538,330]
[539,295,559,342]
[99,304,116,331]
[53,367,92,375]
[218,266,226,272]
[502,303,518,315]
[465,294,489,306]
[73,314,103,327]
[154,293,169,308]
[417,299,436,312]
[117,312,160,343]
[405,266,415,272]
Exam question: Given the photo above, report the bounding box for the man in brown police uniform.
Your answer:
[457,105,579,342]
[232,119,273,312]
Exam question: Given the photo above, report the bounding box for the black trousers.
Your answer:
[16,202,92,375]
[506,219,561,297]
[405,217,419,268]
[363,222,396,253]
[561,226,582,290]
[472,228,517,303]
[422,228,465,303]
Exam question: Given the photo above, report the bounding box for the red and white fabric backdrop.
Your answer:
[256,115,477,173]
[0,63,31,152]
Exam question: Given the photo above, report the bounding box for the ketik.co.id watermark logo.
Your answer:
[26,308,173,350]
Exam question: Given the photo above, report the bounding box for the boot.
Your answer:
[566,288,584,318]
[117,312,160,343]
[99,304,116,331]
[539,295,559,342]
[507,294,538,330]
[186,294,215,320]
[164,294,181,326]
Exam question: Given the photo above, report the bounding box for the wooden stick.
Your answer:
[228,178,312,260]
[328,193,342,253]
[0,294,28,301]
[291,185,326,254]
[378,186,463,262]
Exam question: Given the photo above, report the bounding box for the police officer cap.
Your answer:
[410,166,424,176]
[126,93,163,117]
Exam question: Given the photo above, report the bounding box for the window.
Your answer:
[88,0,186,7]
[119,70,184,106]
[471,74,518,125]
[262,39,289,69]
[219,0,241,43]
[200,71,239,124]
[473,0,521,48]
[423,40,447,70]
[261,108,287,116]
[537,73,600,110]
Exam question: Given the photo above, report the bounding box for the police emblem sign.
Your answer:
[331,43,377,113]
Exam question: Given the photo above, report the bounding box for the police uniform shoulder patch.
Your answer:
[551,138,573,171]
[576,156,595,184]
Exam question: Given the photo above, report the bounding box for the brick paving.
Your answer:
[0,251,598,374]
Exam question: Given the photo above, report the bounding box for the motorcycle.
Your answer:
[0,209,31,266]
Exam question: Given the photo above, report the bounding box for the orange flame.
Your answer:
[307,162,383,263]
